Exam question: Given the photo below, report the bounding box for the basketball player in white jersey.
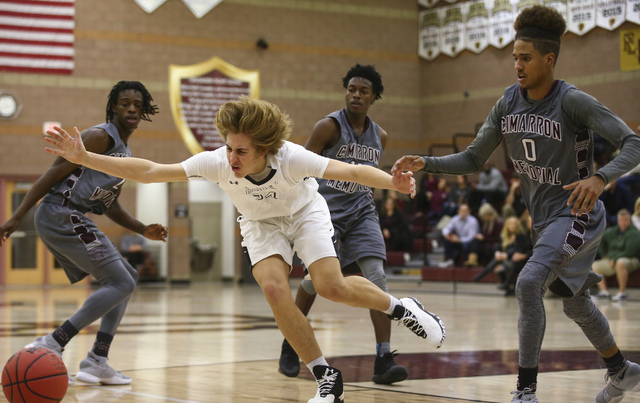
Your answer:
[44,96,446,403]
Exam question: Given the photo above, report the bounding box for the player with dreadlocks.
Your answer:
[0,80,167,385]
[393,5,640,402]
[277,64,411,385]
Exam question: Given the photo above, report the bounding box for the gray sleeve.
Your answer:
[421,97,505,175]
[562,90,640,184]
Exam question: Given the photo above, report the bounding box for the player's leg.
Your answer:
[357,257,408,384]
[253,256,344,403]
[74,257,138,385]
[279,277,317,377]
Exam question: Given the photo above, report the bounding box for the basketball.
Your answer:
[1,347,68,403]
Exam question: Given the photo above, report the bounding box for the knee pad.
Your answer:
[300,278,317,295]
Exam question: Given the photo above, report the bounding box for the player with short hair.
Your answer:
[44,96,446,403]
[393,5,640,402]
[0,81,167,385]
[278,64,409,384]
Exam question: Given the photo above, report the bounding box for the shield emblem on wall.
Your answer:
[169,57,260,154]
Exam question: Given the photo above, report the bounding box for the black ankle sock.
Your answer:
[52,320,79,347]
[92,332,114,358]
[603,350,626,374]
[517,367,538,391]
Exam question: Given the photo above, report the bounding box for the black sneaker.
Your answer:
[278,338,300,377]
[309,365,344,403]
[372,351,409,384]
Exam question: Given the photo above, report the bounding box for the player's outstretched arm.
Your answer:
[391,155,425,175]
[44,126,187,184]
[323,159,415,198]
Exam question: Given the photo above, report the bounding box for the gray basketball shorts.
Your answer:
[331,207,386,269]
[35,202,123,284]
[528,205,606,297]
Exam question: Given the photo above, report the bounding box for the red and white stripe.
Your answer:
[0,0,75,75]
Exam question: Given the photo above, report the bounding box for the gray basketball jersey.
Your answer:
[501,81,597,224]
[316,109,386,266]
[317,110,382,217]
[43,122,130,215]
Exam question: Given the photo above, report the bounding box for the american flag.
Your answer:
[0,0,75,75]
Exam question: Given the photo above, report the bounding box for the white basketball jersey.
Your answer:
[181,141,330,220]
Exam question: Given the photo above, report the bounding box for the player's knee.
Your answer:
[300,278,317,295]
[259,279,290,305]
[315,281,348,303]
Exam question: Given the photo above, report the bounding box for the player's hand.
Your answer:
[392,170,416,199]
[44,126,87,165]
[0,217,21,248]
[391,155,425,175]
[143,224,168,242]
[563,176,605,216]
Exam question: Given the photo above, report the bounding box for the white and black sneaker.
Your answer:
[308,365,344,403]
[389,297,445,349]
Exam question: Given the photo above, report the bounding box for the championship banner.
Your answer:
[568,0,597,35]
[596,0,626,29]
[514,0,543,19]
[488,0,515,48]
[544,0,569,24]
[133,0,167,13]
[169,57,260,154]
[465,0,490,53]
[419,9,442,60]
[440,4,466,57]
[628,0,640,24]
[418,0,441,8]
[620,28,640,70]
[181,0,223,18]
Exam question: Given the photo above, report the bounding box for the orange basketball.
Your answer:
[1,347,68,403]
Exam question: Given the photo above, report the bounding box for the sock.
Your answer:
[603,350,626,374]
[307,356,329,375]
[376,342,391,356]
[52,320,79,347]
[383,295,402,315]
[92,331,114,358]
[517,367,538,391]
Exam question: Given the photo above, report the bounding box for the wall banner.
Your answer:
[596,0,626,29]
[620,27,640,70]
[568,0,597,35]
[169,57,260,154]
[465,0,490,53]
[419,9,442,60]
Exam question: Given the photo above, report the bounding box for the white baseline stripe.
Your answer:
[0,57,73,69]
[0,3,75,16]
[0,30,74,42]
[0,16,75,29]
[0,43,74,56]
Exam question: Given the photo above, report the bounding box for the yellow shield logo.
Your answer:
[169,57,260,154]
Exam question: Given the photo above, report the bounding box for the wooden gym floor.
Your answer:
[1,279,640,402]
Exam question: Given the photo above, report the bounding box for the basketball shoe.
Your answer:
[75,351,132,385]
[511,387,539,402]
[278,338,300,377]
[25,334,74,385]
[597,360,640,403]
[372,351,408,384]
[389,297,445,348]
[308,365,344,403]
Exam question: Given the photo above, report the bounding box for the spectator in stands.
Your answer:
[443,175,471,217]
[426,177,449,224]
[599,179,634,227]
[120,233,147,270]
[632,197,640,232]
[473,215,533,296]
[469,203,504,266]
[592,209,640,301]
[502,174,528,221]
[468,162,508,214]
[438,203,480,268]
[379,196,413,256]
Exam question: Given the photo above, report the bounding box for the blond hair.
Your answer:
[501,216,526,250]
[214,96,292,154]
